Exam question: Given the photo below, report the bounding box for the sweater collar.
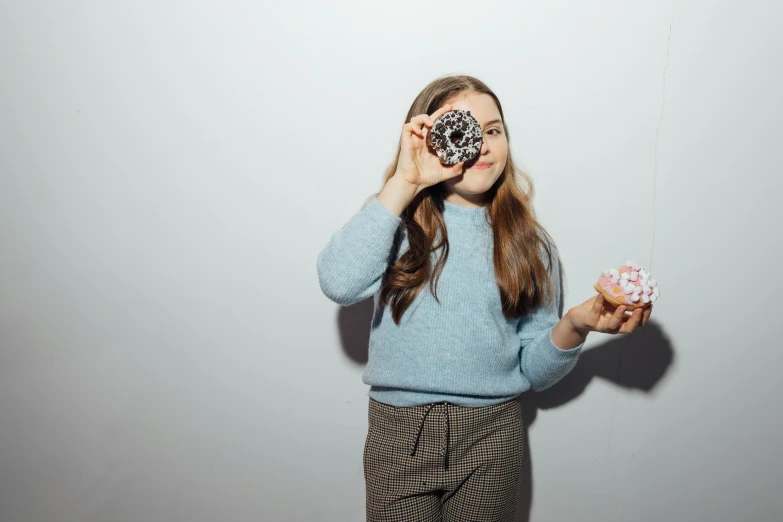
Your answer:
[442,199,491,226]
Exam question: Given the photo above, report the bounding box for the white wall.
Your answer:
[1,1,781,521]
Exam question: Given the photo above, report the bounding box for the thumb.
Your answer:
[591,294,605,314]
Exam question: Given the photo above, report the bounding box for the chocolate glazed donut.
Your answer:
[426,110,483,166]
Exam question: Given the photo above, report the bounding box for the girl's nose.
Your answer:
[480,139,489,155]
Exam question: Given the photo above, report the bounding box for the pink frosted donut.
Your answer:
[594,261,659,311]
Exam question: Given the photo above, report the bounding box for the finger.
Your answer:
[592,294,605,314]
[429,104,454,123]
[641,305,652,326]
[622,308,643,333]
[400,126,412,148]
[609,304,627,330]
[441,161,464,180]
[409,114,433,129]
[587,294,605,326]
[598,294,623,315]
[403,122,424,139]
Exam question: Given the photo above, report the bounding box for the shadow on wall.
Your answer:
[336,298,674,522]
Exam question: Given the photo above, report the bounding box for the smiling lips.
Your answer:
[470,162,492,170]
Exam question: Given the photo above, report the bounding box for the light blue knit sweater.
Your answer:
[317,196,584,407]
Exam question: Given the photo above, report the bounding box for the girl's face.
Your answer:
[441,92,509,207]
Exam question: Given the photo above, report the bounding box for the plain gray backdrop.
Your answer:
[1,1,781,521]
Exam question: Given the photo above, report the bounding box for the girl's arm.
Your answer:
[316,177,415,306]
[517,243,586,391]
[318,105,463,306]
[551,314,589,350]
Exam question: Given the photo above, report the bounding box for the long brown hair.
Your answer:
[367,75,557,324]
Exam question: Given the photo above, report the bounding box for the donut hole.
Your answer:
[449,131,464,145]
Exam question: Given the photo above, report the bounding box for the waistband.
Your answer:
[369,396,521,471]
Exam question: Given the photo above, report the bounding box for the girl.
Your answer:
[317,75,652,522]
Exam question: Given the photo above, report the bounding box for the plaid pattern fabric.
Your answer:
[364,397,524,521]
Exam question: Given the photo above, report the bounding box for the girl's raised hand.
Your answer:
[393,104,466,191]
[566,293,652,336]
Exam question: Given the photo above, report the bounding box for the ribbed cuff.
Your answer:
[548,328,586,354]
[366,196,402,224]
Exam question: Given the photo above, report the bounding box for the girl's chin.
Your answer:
[445,176,496,192]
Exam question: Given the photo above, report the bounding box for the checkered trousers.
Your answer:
[363,397,524,521]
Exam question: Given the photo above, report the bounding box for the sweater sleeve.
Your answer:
[517,241,585,391]
[316,196,403,306]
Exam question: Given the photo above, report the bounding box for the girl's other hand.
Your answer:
[566,293,652,335]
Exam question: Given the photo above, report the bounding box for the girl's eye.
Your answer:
[486,128,501,136]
